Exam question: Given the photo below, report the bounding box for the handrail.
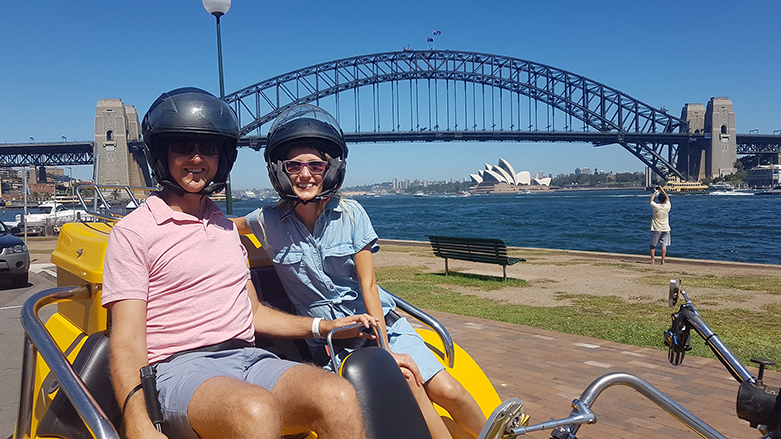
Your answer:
[389,293,455,368]
[76,184,160,222]
[512,372,727,439]
[17,286,119,439]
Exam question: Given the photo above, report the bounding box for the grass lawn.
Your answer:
[376,264,781,371]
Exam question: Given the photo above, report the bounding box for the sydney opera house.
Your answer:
[470,158,552,194]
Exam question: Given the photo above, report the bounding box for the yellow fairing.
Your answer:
[16,223,111,438]
[416,329,502,418]
[51,222,111,334]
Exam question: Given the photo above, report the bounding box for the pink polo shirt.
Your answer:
[102,194,255,363]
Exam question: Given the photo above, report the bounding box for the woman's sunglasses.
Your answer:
[169,138,221,156]
[282,160,328,175]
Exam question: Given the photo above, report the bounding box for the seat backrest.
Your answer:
[36,331,122,438]
[340,347,432,439]
[250,265,314,363]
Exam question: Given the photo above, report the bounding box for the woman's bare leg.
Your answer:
[425,371,486,439]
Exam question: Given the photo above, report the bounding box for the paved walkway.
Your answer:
[418,310,777,439]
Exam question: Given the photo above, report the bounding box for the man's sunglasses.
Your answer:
[282,160,328,175]
[169,138,222,156]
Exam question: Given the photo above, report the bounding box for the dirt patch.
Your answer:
[375,241,781,311]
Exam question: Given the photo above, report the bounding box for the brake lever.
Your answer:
[664,307,692,366]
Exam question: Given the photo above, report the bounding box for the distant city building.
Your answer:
[747,165,781,188]
[575,167,592,175]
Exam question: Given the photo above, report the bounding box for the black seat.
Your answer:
[37,331,122,438]
[340,347,432,439]
[250,266,314,362]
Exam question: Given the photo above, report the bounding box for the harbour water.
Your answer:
[3,189,778,265]
[212,189,780,265]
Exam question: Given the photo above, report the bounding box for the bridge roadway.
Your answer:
[1,133,778,167]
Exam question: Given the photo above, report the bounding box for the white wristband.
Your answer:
[311,317,323,339]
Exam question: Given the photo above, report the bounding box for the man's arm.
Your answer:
[651,189,658,204]
[246,280,376,339]
[109,299,166,439]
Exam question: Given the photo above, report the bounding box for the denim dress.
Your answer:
[246,197,444,381]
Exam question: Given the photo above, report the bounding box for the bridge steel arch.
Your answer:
[226,50,690,179]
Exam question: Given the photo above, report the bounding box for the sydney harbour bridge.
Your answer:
[3,50,780,183]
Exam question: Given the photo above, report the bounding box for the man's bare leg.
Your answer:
[661,246,667,264]
[650,246,656,264]
[189,376,281,439]
[272,364,366,439]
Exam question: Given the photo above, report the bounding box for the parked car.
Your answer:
[15,201,93,236]
[0,220,30,287]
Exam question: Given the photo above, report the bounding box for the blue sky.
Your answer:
[2,0,779,190]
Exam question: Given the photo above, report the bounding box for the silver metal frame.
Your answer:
[669,280,755,384]
[75,184,160,222]
[390,293,455,368]
[16,286,119,439]
[511,372,727,439]
[325,294,455,371]
[326,323,388,373]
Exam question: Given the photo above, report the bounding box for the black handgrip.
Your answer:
[140,366,163,432]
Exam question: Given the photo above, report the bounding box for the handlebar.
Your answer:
[665,279,780,436]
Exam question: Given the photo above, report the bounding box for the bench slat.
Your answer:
[427,235,525,280]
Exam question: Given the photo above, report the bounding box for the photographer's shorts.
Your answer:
[650,231,671,247]
[154,347,297,439]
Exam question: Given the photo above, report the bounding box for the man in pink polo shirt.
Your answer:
[103,88,374,439]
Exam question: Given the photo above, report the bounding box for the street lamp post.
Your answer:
[66,167,74,220]
[203,0,233,214]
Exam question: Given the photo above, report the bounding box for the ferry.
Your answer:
[661,177,708,192]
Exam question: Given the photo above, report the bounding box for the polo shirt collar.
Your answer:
[146,192,223,225]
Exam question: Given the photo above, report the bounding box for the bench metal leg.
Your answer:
[445,258,449,276]
[503,265,507,280]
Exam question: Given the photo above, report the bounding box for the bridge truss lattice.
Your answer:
[227,50,690,178]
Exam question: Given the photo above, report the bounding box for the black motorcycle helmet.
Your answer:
[264,105,348,202]
[142,87,240,195]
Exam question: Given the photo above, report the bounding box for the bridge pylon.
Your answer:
[680,98,737,181]
[94,99,152,188]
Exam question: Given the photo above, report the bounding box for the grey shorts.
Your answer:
[154,347,298,439]
[650,231,671,247]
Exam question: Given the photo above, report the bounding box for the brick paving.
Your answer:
[415,310,778,439]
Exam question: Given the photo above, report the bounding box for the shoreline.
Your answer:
[379,238,781,271]
[29,236,781,271]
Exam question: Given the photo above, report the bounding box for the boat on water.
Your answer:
[755,185,781,195]
[706,183,734,192]
[661,178,708,192]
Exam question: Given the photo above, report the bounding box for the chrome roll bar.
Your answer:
[390,293,455,368]
[511,372,727,439]
[16,286,119,439]
[76,184,160,222]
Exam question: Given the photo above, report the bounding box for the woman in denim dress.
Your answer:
[233,105,486,439]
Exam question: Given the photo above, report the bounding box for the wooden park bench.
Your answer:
[427,235,525,280]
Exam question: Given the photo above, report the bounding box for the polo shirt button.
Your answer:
[319,266,323,271]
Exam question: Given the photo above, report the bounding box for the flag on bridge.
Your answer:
[427,37,434,42]
[433,30,441,36]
